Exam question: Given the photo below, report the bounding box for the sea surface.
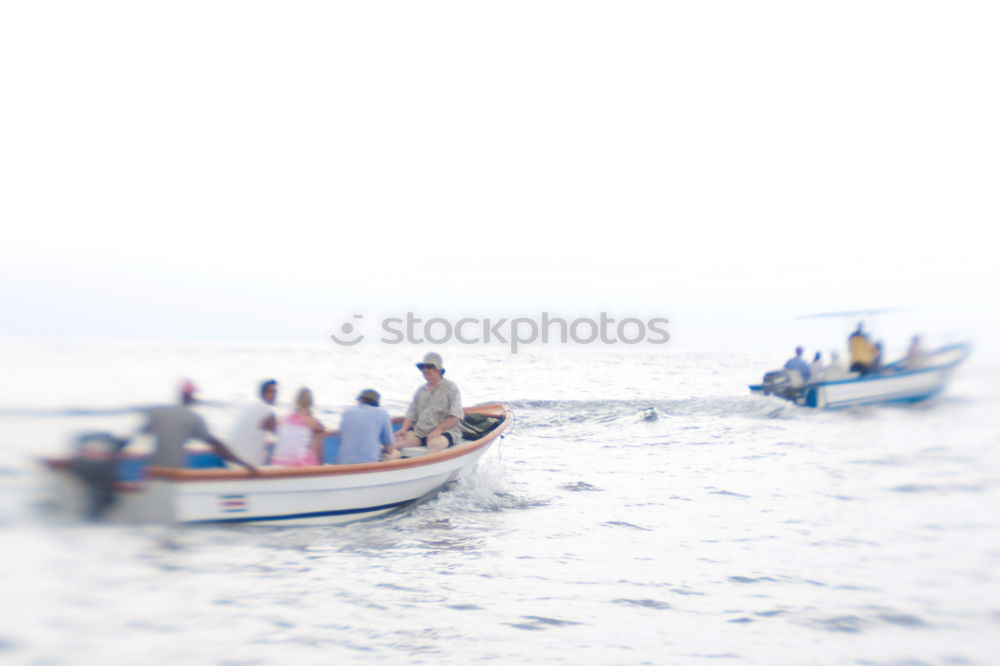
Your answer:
[1,340,998,665]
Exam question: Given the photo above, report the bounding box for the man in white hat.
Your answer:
[387,352,463,458]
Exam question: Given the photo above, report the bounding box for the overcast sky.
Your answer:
[2,2,997,349]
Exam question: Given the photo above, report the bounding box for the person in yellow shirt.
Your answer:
[848,323,877,375]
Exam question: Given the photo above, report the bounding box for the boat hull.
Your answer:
[46,404,511,526]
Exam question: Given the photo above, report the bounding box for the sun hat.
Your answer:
[416,352,444,371]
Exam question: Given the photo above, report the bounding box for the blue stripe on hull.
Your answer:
[188,499,415,524]
[823,387,943,409]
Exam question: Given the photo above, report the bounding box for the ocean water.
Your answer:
[1,340,998,665]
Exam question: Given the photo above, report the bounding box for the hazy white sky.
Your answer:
[2,2,997,346]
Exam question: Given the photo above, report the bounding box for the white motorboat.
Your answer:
[44,403,512,526]
[749,343,969,408]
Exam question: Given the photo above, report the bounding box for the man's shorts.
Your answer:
[418,432,455,448]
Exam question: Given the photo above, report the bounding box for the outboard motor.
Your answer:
[67,432,128,521]
[760,369,804,401]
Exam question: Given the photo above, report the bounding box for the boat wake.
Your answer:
[510,396,804,425]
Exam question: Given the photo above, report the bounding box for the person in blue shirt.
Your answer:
[784,346,811,382]
[335,389,394,464]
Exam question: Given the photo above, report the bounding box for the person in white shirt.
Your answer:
[229,379,278,466]
[823,351,849,380]
[808,351,825,383]
[905,335,926,369]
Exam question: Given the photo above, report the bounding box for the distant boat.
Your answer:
[749,343,970,408]
[44,403,512,526]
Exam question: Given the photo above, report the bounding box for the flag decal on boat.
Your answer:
[219,494,248,513]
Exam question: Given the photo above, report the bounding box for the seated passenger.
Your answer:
[905,335,926,369]
[808,351,824,383]
[823,351,848,380]
[784,346,811,383]
[386,352,463,459]
[336,389,393,464]
[271,388,325,467]
[873,341,884,374]
[848,322,877,375]
[229,379,278,467]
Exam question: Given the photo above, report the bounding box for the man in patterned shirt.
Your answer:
[386,352,463,458]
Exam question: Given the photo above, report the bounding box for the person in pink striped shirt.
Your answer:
[271,388,326,467]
